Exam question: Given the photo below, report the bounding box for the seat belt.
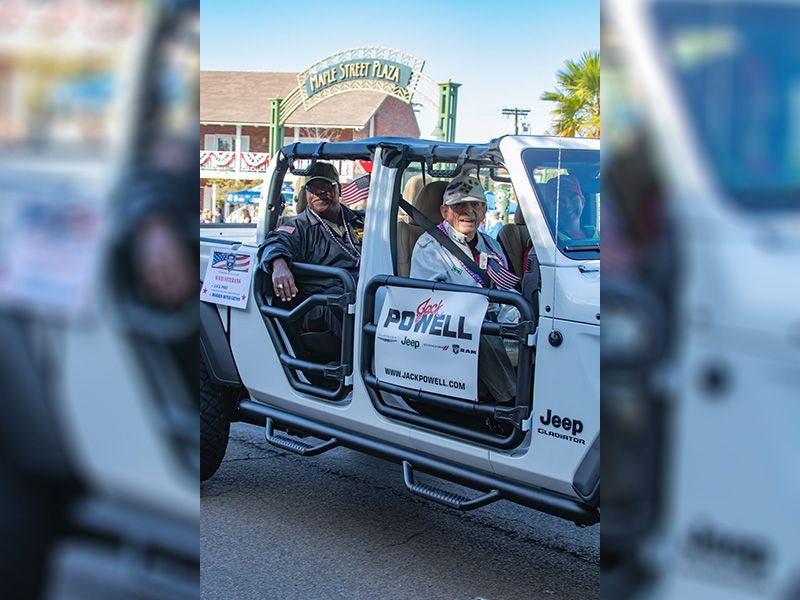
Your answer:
[399,197,491,288]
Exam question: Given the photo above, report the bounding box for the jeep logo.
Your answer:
[684,521,771,579]
[401,336,420,349]
[539,409,583,437]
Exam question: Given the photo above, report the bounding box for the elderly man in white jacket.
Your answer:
[410,174,518,407]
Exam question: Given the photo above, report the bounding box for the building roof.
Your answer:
[200,71,388,128]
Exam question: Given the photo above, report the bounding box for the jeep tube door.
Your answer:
[243,143,376,404]
[496,136,600,501]
[358,142,535,450]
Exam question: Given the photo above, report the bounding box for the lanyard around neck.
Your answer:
[308,207,361,264]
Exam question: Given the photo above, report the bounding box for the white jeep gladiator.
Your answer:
[200,135,600,524]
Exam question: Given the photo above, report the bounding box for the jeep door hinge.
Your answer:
[493,405,530,430]
[326,293,349,311]
[323,363,347,381]
[520,415,533,432]
[499,320,536,345]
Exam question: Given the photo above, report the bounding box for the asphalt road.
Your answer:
[201,422,599,600]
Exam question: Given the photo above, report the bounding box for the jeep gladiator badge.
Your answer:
[538,409,585,445]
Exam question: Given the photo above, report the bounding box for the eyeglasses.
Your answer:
[306,181,337,195]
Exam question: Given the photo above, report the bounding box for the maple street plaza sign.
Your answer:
[303,59,413,98]
[295,48,425,110]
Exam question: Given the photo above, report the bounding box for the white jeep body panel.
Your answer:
[606,0,800,596]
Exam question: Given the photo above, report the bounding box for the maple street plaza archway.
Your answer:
[268,47,460,156]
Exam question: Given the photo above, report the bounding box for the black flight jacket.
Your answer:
[258,206,363,296]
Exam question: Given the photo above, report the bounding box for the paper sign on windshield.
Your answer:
[200,247,255,309]
[374,286,488,401]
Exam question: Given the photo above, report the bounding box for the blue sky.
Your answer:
[201,0,599,142]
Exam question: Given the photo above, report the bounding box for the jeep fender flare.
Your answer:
[200,300,241,387]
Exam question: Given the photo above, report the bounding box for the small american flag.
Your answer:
[487,263,521,291]
[340,174,370,206]
[212,251,251,272]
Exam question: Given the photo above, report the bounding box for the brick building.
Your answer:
[200,70,420,211]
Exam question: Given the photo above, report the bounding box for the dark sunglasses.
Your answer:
[306,181,337,194]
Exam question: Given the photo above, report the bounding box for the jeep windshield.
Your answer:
[653,1,800,211]
[523,147,601,260]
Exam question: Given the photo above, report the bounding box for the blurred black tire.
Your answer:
[200,359,231,481]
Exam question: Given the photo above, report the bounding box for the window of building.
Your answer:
[203,134,249,151]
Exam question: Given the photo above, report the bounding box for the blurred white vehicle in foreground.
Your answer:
[602,1,800,598]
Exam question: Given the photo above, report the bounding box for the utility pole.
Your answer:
[501,107,530,135]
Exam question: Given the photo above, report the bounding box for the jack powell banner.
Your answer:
[374,286,487,401]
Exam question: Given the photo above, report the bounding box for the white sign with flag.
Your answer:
[374,286,488,401]
[200,246,255,309]
[0,196,104,317]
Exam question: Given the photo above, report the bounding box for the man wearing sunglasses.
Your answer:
[259,162,363,339]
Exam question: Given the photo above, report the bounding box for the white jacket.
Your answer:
[410,221,520,322]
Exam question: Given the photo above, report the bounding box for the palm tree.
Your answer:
[540,51,600,138]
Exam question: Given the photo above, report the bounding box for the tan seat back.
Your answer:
[396,220,413,277]
[399,175,425,223]
[396,181,447,277]
[497,208,530,276]
[294,177,308,213]
[414,181,448,223]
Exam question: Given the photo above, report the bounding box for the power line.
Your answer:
[501,107,531,135]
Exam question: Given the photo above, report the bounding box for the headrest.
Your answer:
[514,207,526,225]
[403,175,425,204]
[413,181,448,224]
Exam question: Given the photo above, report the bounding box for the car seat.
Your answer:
[399,175,424,223]
[293,177,308,214]
[497,208,530,276]
[396,180,447,277]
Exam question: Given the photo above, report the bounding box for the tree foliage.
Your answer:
[540,51,600,138]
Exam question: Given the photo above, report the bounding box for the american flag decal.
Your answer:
[340,175,370,206]
[212,251,251,272]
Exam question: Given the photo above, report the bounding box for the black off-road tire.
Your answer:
[200,359,233,481]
